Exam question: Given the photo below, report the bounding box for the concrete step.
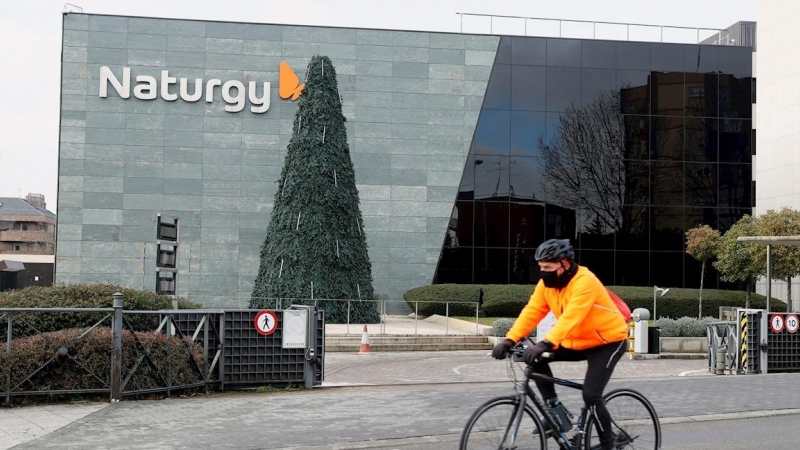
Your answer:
[325,342,494,352]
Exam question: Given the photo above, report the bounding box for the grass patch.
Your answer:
[453,316,509,326]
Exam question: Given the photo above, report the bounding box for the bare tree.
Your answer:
[539,89,648,236]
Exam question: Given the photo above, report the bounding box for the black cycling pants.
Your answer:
[531,339,627,449]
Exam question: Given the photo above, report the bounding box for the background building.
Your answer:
[0,194,56,291]
[754,0,799,304]
[56,13,754,307]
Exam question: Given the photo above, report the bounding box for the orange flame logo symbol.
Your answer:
[279,61,305,101]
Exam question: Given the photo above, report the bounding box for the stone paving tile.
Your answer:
[12,373,800,449]
[0,403,106,450]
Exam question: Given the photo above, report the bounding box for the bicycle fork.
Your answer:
[500,393,528,448]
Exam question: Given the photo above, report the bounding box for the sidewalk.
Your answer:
[0,403,104,450]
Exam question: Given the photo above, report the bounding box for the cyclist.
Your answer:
[491,238,628,450]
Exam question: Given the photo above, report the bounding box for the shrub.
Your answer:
[604,286,785,318]
[403,284,483,316]
[481,285,535,317]
[0,284,203,338]
[655,316,721,337]
[0,327,204,404]
[492,318,537,338]
[655,318,681,337]
[492,318,515,337]
[405,284,785,319]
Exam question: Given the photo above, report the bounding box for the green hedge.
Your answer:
[405,284,786,319]
[0,327,204,403]
[0,284,203,338]
[404,284,484,316]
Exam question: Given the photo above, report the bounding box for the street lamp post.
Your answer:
[653,286,670,320]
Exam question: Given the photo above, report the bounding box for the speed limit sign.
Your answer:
[786,314,799,334]
[771,314,785,333]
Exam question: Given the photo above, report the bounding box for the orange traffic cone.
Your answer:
[358,324,371,354]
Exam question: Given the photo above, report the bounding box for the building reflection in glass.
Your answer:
[434,36,753,289]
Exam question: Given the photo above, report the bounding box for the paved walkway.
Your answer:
[0,403,104,450]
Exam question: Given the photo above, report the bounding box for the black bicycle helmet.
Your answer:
[534,239,575,262]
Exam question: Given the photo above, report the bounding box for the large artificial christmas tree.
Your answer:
[250,55,379,323]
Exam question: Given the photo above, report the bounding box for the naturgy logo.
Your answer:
[279,61,305,100]
[98,62,303,114]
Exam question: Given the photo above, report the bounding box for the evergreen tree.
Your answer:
[250,56,378,323]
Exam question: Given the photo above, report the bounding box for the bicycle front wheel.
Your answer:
[460,395,547,450]
[583,389,661,449]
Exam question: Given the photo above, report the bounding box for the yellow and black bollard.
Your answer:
[627,319,636,359]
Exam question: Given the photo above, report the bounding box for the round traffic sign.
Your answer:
[254,310,278,336]
[770,314,785,333]
[786,314,799,334]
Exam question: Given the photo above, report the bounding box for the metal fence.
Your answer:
[455,12,726,45]
[0,294,222,405]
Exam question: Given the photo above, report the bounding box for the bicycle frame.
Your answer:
[514,365,589,450]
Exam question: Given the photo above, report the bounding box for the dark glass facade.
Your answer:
[434,37,754,288]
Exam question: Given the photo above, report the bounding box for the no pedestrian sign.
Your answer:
[770,314,785,333]
[254,310,279,336]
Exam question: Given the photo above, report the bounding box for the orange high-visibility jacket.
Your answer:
[506,266,629,350]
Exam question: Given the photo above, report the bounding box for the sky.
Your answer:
[0,0,757,211]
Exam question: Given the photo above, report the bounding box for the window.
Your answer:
[13,245,21,251]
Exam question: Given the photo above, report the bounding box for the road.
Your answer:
[280,412,800,449]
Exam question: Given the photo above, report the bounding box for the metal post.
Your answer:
[304,307,316,389]
[111,292,123,402]
[446,302,450,335]
[627,24,630,41]
[653,287,657,320]
[415,302,418,336]
[489,16,492,35]
[218,314,225,391]
[166,314,172,399]
[524,18,527,36]
[593,21,596,39]
[346,300,351,335]
[559,20,562,38]
[6,314,11,406]
[475,302,479,335]
[460,13,463,34]
[767,244,772,312]
[203,313,209,391]
[660,26,664,42]
[696,28,700,44]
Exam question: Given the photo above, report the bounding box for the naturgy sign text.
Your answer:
[98,64,304,114]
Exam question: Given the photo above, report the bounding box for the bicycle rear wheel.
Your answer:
[460,395,547,450]
[583,389,661,449]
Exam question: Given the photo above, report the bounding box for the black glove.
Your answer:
[524,340,553,366]
[491,339,516,360]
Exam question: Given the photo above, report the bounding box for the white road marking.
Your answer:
[678,369,708,377]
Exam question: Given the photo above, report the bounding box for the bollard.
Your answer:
[627,319,635,359]
[715,347,727,375]
[111,292,124,402]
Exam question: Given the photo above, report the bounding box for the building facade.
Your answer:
[57,13,754,307]
[754,0,799,305]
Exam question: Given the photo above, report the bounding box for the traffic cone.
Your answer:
[358,324,371,355]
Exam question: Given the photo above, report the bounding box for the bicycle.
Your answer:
[459,340,661,449]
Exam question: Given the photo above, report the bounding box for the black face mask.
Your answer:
[540,262,578,289]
